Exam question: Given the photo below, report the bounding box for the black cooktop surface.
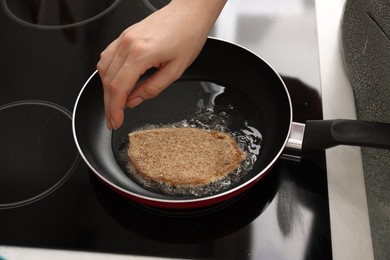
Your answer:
[0,0,331,259]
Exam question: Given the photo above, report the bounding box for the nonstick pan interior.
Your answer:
[73,38,292,206]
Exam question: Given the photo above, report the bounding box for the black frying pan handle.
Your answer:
[301,119,390,152]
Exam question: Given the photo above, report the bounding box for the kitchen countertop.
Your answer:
[0,0,374,259]
[316,0,374,260]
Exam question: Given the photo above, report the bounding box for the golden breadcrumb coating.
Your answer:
[128,127,245,186]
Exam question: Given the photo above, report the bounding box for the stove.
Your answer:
[0,0,332,259]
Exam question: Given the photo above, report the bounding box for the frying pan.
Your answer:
[72,37,390,209]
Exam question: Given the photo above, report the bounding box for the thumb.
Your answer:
[126,63,184,108]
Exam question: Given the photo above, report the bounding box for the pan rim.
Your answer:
[72,37,293,207]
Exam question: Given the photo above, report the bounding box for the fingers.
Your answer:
[97,40,120,130]
[97,35,149,130]
[98,59,142,130]
[106,59,142,130]
[98,39,190,130]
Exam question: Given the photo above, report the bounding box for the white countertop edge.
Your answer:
[0,246,177,260]
[315,0,374,259]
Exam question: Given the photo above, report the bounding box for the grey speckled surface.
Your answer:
[341,0,390,259]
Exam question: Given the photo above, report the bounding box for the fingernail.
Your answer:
[106,119,112,130]
[127,97,143,108]
[110,119,117,130]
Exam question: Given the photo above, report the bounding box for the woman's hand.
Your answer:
[97,0,226,130]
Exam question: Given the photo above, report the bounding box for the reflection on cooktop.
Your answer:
[90,167,278,243]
